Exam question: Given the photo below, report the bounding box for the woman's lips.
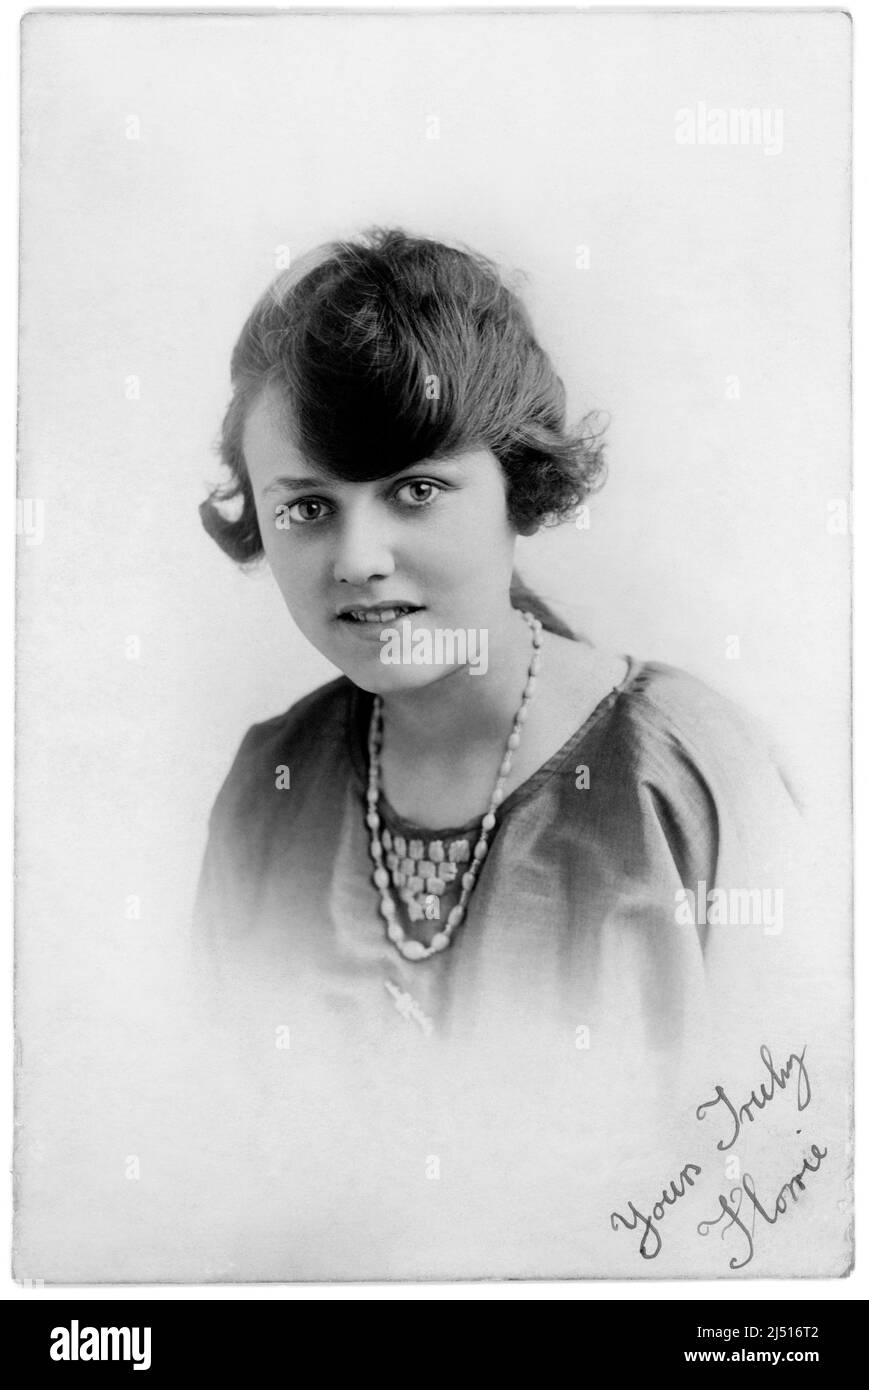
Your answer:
[336,605,424,625]
[335,605,427,647]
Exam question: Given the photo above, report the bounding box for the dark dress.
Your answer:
[193,654,805,1057]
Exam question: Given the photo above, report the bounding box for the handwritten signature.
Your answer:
[609,1043,827,1268]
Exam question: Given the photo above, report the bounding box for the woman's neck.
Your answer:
[373,615,626,830]
[378,604,536,761]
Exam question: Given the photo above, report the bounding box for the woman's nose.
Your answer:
[331,507,396,586]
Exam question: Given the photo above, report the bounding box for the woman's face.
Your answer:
[242,382,519,693]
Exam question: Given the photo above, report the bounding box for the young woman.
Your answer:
[194,227,804,1065]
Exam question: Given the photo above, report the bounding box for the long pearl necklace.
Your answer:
[366,610,543,961]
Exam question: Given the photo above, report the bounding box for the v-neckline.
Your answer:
[347,653,644,839]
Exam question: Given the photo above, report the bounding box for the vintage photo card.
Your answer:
[15,8,852,1281]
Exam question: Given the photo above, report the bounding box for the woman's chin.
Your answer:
[340,656,459,697]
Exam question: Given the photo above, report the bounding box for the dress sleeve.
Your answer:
[189,721,280,1007]
[629,667,812,1047]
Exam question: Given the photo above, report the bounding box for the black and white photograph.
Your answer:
[13,6,853,1285]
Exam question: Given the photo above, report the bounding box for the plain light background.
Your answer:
[14,8,852,1281]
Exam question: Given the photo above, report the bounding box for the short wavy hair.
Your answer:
[200,226,608,565]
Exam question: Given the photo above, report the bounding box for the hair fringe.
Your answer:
[202,227,610,564]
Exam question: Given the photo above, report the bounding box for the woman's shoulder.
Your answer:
[236,674,356,759]
[601,655,800,814]
[562,653,803,896]
[616,658,775,755]
[208,675,357,822]
[552,634,771,771]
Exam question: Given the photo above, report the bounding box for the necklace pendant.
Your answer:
[384,979,434,1036]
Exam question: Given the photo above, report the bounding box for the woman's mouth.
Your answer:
[337,605,424,625]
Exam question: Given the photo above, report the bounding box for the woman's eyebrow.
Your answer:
[398,456,467,474]
[262,474,327,497]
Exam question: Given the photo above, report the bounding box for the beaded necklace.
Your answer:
[366,610,543,961]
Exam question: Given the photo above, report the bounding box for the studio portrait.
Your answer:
[195,224,805,1055]
[14,8,852,1283]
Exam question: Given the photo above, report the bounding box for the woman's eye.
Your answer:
[394,479,441,508]
[280,498,332,524]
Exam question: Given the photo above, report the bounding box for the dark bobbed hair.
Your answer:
[200,227,609,637]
